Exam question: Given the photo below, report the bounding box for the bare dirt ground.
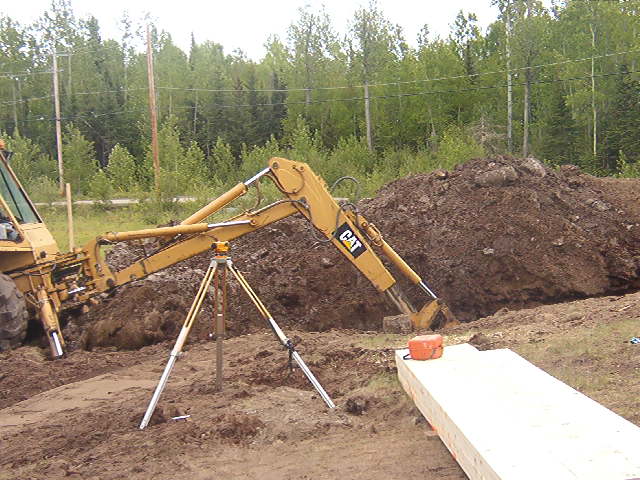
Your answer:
[2,157,640,479]
[2,291,639,480]
[1,329,465,480]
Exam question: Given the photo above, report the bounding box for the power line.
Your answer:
[0,94,53,106]
[157,47,640,94]
[3,46,638,108]
[0,70,56,78]
[0,86,147,106]
[177,68,639,108]
[70,87,148,96]
[14,67,635,123]
[15,108,148,124]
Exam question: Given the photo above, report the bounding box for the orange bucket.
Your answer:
[407,334,443,360]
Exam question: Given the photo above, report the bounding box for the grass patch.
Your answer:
[39,205,157,251]
[515,317,638,367]
[512,317,640,423]
[354,333,408,350]
[366,371,400,392]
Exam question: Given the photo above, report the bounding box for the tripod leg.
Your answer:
[226,261,336,409]
[139,261,218,430]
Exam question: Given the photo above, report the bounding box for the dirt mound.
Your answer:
[83,156,640,349]
[83,283,189,350]
[363,157,640,321]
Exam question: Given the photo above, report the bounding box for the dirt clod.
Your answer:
[215,413,265,444]
[345,395,372,415]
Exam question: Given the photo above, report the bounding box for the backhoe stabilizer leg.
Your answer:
[36,288,65,359]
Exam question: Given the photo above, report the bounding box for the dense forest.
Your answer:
[1,0,640,201]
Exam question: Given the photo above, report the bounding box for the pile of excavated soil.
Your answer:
[80,156,640,349]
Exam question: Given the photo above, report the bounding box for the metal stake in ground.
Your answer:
[212,245,229,391]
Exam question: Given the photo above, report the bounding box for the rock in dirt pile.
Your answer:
[80,156,640,349]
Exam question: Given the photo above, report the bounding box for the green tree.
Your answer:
[347,0,402,150]
[88,168,113,204]
[106,144,137,192]
[538,90,578,165]
[4,132,56,185]
[208,137,236,185]
[602,65,640,169]
[63,124,97,194]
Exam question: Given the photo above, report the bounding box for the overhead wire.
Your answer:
[2,46,639,108]
[7,65,639,123]
[169,68,640,109]
[156,47,640,94]
[0,45,638,97]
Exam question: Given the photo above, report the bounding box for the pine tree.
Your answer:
[602,65,640,170]
[106,144,137,192]
[63,124,98,194]
[538,90,578,165]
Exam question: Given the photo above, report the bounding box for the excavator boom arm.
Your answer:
[86,156,456,331]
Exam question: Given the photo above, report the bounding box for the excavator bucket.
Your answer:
[410,299,460,330]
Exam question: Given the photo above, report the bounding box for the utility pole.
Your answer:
[146,25,160,198]
[67,54,72,96]
[52,49,64,192]
[11,77,18,134]
[590,22,598,162]
[505,2,513,154]
[193,90,198,137]
[522,0,532,158]
[364,82,373,151]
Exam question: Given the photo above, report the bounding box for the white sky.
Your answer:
[2,0,502,59]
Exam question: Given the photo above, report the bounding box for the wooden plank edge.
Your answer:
[395,349,501,480]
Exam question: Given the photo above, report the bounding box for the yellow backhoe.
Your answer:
[0,142,456,358]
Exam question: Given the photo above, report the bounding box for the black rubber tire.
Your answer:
[0,273,29,351]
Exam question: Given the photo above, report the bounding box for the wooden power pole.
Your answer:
[52,50,64,192]
[363,82,373,152]
[11,77,18,133]
[146,25,160,198]
[505,4,513,154]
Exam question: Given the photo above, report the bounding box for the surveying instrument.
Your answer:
[139,241,335,429]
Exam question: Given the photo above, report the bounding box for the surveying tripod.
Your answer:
[139,242,335,430]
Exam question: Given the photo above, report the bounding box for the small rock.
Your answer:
[538,313,558,324]
[560,164,581,175]
[482,247,495,255]
[474,165,519,187]
[586,198,610,211]
[520,157,546,177]
[433,169,448,180]
[551,237,564,247]
[382,314,413,334]
[320,257,333,268]
[565,312,583,322]
[469,333,491,348]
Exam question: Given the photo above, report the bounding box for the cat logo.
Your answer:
[334,223,366,258]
